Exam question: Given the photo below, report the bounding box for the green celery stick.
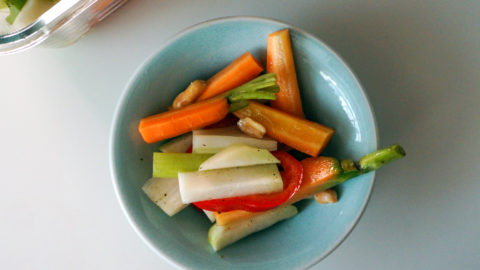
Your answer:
[358,144,406,172]
[153,153,213,178]
[331,144,406,186]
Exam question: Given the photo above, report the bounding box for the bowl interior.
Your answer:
[111,17,377,270]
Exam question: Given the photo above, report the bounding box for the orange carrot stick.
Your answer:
[214,145,406,226]
[196,52,264,101]
[214,210,264,226]
[139,98,229,143]
[267,29,304,117]
[234,101,334,157]
[287,157,340,204]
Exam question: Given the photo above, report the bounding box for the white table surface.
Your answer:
[1,1,479,269]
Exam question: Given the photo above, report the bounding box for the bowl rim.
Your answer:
[109,15,378,270]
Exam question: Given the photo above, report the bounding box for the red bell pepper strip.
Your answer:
[193,151,303,212]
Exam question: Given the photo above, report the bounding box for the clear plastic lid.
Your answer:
[0,0,127,54]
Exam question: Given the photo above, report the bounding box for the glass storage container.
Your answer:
[0,0,128,54]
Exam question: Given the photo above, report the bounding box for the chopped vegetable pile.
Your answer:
[138,29,406,251]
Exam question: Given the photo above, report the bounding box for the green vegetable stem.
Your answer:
[225,73,280,112]
[333,144,406,184]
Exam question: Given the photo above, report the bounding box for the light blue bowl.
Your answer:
[110,17,378,270]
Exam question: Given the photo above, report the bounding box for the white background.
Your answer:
[1,1,479,269]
